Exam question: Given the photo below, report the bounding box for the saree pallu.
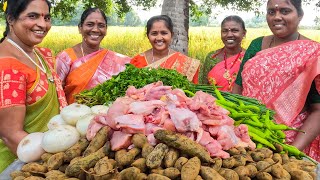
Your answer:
[241,40,320,161]
[130,52,200,84]
[57,49,130,103]
[0,47,66,172]
[207,51,244,92]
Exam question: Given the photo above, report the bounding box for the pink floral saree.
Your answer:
[242,40,320,161]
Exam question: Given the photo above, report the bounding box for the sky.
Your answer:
[134,0,319,27]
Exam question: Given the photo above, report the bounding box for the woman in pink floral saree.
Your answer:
[233,0,320,161]
[240,40,320,161]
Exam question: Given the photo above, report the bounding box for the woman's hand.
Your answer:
[0,106,28,154]
[292,103,320,150]
[232,84,243,95]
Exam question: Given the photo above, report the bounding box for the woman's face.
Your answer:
[221,21,246,50]
[147,20,172,52]
[79,11,107,47]
[266,0,302,38]
[11,0,51,46]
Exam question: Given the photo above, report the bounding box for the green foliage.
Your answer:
[75,64,195,106]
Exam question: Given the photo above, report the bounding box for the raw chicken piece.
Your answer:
[110,131,132,151]
[199,114,234,126]
[209,125,239,150]
[128,100,165,115]
[86,119,105,141]
[106,97,134,129]
[145,107,169,126]
[234,124,256,150]
[114,114,145,134]
[167,106,200,132]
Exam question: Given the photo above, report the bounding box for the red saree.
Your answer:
[242,40,320,161]
[130,52,200,84]
[56,48,130,103]
[207,50,245,91]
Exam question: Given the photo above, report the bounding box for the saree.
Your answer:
[130,52,200,84]
[0,47,66,172]
[56,48,131,103]
[206,50,245,91]
[241,40,320,161]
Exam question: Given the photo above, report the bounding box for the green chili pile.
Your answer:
[210,85,316,163]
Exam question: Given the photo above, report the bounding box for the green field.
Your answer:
[1,26,320,61]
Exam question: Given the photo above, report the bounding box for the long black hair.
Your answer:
[0,0,51,43]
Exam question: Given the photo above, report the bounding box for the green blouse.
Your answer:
[235,37,320,104]
[198,50,221,85]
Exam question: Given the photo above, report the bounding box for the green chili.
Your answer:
[242,119,264,128]
[248,131,276,150]
[230,112,258,119]
[247,125,266,138]
[215,100,238,109]
[268,124,305,133]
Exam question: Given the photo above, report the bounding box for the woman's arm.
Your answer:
[233,37,264,93]
[291,103,320,150]
[0,106,28,154]
[232,84,243,95]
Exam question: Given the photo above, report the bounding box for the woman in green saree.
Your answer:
[0,0,67,172]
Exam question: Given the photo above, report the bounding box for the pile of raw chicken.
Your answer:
[86,81,255,158]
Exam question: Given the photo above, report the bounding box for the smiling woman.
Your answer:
[199,15,247,91]
[233,0,320,162]
[0,0,67,172]
[130,15,201,84]
[55,7,131,104]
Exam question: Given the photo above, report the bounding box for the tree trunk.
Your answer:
[161,0,189,55]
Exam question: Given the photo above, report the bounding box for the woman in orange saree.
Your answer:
[199,15,246,91]
[130,15,200,84]
[0,0,66,172]
[56,8,130,104]
[131,51,200,83]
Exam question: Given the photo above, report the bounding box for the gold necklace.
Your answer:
[7,38,46,73]
[80,43,102,57]
[80,43,85,57]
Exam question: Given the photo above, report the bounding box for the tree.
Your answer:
[161,0,190,54]
[161,0,263,54]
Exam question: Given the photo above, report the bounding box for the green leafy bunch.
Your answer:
[75,64,195,106]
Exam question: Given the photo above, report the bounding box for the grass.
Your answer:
[1,26,320,61]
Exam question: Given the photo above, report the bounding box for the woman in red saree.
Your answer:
[56,8,130,104]
[130,15,200,84]
[0,0,67,172]
[200,15,246,91]
[233,0,320,161]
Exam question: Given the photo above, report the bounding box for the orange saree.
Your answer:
[241,40,320,161]
[130,52,200,84]
[56,48,130,103]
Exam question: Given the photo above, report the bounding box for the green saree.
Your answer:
[0,51,60,172]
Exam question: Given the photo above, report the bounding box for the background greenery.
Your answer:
[0,26,320,61]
